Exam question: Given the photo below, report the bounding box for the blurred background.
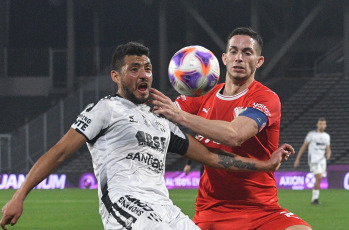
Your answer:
[0,0,348,175]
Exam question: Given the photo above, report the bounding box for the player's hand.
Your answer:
[149,88,183,124]
[1,199,24,230]
[268,143,295,171]
[183,165,191,175]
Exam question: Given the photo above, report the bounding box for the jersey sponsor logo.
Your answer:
[136,131,166,152]
[252,102,271,117]
[118,196,148,216]
[116,195,163,222]
[73,114,92,131]
[126,152,165,173]
[196,134,221,145]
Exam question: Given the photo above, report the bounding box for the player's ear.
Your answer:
[222,53,227,65]
[111,70,121,84]
[256,56,264,68]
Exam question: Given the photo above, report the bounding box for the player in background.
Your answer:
[294,117,331,205]
[151,27,311,229]
[183,160,204,176]
[1,42,294,230]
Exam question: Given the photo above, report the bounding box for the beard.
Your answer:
[121,85,149,104]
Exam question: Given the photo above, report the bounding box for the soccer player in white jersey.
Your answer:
[1,42,294,230]
[294,117,331,204]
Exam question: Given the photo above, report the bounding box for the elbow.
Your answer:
[221,126,247,147]
[49,143,70,163]
[224,135,245,147]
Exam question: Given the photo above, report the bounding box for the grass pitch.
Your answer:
[0,189,347,229]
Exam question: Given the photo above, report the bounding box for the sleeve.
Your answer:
[245,88,281,127]
[174,94,203,114]
[305,131,313,142]
[326,133,331,145]
[71,101,111,142]
[166,119,189,155]
[239,107,268,132]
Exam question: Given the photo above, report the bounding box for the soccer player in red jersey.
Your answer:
[151,27,312,230]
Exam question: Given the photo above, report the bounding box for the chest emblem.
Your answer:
[233,107,246,118]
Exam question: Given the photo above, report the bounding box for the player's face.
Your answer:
[113,55,153,104]
[317,120,327,132]
[222,35,264,82]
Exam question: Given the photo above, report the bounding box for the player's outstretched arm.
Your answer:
[294,141,308,168]
[184,134,294,172]
[0,128,86,230]
[150,88,258,147]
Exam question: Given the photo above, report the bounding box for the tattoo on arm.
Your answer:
[217,150,257,171]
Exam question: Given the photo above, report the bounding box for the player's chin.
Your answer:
[135,90,150,103]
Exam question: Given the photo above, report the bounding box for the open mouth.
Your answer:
[137,83,148,93]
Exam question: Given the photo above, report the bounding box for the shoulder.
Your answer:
[83,94,118,114]
[250,81,280,99]
[306,130,317,138]
[246,81,281,115]
[307,130,316,135]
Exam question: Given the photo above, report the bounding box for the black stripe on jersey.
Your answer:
[168,132,189,155]
[101,184,113,213]
[88,127,109,144]
[112,203,136,220]
[109,208,135,229]
[101,184,137,228]
[74,128,90,142]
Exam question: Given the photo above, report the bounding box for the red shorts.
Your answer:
[194,205,311,230]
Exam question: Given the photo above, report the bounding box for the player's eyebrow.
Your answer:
[130,61,152,67]
[229,46,254,53]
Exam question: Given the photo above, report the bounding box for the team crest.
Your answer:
[233,107,246,118]
[154,119,166,132]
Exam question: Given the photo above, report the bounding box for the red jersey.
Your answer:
[175,81,281,210]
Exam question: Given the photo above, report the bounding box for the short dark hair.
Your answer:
[318,117,326,122]
[111,42,150,72]
[226,27,263,55]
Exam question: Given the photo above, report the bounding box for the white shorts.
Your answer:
[104,195,200,230]
[309,159,327,177]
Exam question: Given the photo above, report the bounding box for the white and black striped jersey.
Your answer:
[71,95,188,225]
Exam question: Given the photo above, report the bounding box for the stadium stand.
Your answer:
[279,73,349,170]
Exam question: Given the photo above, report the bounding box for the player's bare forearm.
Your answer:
[16,129,85,197]
[326,146,331,160]
[185,134,293,172]
[215,150,258,171]
[212,143,293,172]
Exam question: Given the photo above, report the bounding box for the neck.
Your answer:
[223,75,254,96]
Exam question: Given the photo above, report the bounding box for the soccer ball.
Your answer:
[168,45,220,97]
